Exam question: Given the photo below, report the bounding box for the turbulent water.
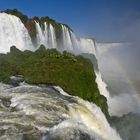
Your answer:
[0,13,34,53]
[0,82,121,140]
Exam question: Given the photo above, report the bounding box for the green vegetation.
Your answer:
[0,46,108,117]
[81,53,99,72]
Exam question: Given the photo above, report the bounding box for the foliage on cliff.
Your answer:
[81,53,99,72]
[0,46,108,117]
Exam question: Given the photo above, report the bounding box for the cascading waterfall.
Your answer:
[35,21,46,47]
[61,25,73,51]
[0,12,102,57]
[0,13,34,53]
[78,38,97,55]
[68,98,121,140]
[35,21,57,49]
[95,71,110,98]
[61,26,97,55]
[35,21,97,55]
[0,83,121,140]
[49,24,57,48]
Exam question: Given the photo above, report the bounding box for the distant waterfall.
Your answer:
[0,12,97,56]
[35,21,57,48]
[61,25,97,55]
[0,13,33,53]
[49,24,57,48]
[62,25,73,51]
[79,38,97,55]
[95,71,110,98]
[35,21,46,47]
[35,21,97,55]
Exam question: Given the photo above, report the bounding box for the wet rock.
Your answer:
[9,75,24,86]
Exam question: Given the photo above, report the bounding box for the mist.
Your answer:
[97,41,140,116]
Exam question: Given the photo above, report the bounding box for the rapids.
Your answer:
[0,83,121,140]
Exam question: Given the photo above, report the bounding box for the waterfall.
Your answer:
[0,83,121,140]
[78,38,97,55]
[35,22,57,49]
[62,25,73,51]
[35,21,46,47]
[35,22,97,55]
[52,87,121,140]
[0,12,100,57]
[95,71,110,98]
[68,98,121,140]
[49,24,57,48]
[61,25,97,55]
[0,13,33,53]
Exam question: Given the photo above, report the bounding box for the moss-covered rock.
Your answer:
[0,46,108,117]
[81,53,99,72]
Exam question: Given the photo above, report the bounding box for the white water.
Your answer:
[35,22,97,55]
[49,24,57,48]
[0,13,34,53]
[0,83,121,140]
[95,71,110,98]
[54,86,72,97]
[48,86,121,140]
[35,21,46,47]
[35,22,57,49]
[78,38,97,55]
[68,98,121,140]
[62,25,73,51]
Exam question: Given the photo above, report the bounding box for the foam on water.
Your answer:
[0,83,121,140]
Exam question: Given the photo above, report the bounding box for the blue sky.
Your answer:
[0,0,140,42]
